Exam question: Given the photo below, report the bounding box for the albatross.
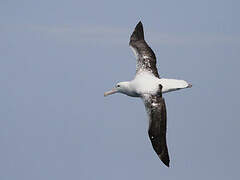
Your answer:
[104,21,192,167]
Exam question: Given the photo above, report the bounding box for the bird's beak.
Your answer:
[104,88,118,97]
[187,83,192,88]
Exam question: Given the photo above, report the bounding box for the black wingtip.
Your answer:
[159,154,170,167]
[130,21,144,43]
[163,159,170,167]
[136,21,143,29]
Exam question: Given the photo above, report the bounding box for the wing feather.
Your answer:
[129,21,160,78]
[142,85,170,167]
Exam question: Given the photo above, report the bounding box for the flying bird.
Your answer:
[104,21,192,167]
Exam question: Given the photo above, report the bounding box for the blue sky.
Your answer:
[1,0,240,179]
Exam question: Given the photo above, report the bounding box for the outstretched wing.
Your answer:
[129,21,160,78]
[142,85,170,167]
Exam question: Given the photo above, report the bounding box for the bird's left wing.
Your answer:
[142,85,170,167]
[129,21,160,78]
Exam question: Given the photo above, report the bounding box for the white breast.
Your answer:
[130,72,160,95]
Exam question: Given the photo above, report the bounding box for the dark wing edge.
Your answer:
[129,21,145,42]
[129,21,160,78]
[142,85,170,167]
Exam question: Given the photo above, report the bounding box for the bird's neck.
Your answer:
[120,81,140,97]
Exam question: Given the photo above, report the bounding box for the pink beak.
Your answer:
[104,88,118,97]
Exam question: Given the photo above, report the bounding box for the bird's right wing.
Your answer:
[142,85,170,167]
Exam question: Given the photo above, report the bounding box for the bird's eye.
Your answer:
[116,85,120,87]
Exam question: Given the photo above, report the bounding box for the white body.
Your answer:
[111,72,190,97]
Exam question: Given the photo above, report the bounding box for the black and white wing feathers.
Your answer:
[142,85,170,167]
[129,21,160,78]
